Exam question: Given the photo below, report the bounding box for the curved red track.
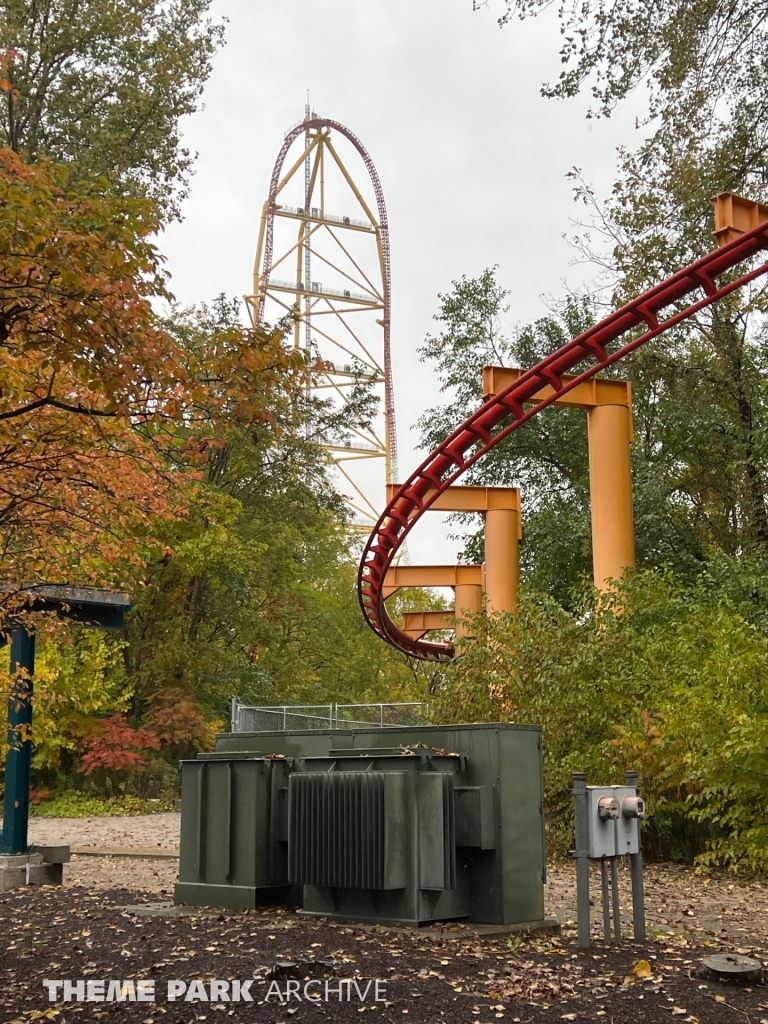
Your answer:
[358,220,768,662]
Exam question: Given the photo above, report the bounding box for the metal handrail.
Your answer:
[230,699,429,733]
[266,278,378,303]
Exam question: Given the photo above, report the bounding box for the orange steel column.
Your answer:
[587,403,635,590]
[484,509,520,614]
[483,368,635,594]
[385,483,522,618]
[454,584,483,639]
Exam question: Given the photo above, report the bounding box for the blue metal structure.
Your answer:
[0,585,131,856]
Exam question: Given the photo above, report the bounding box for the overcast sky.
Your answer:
[162,0,645,563]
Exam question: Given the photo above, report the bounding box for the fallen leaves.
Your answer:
[633,959,653,978]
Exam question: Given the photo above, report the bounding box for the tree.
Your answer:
[489,0,768,561]
[418,0,768,871]
[0,151,308,619]
[0,0,224,215]
[118,298,432,726]
[13,630,131,780]
[495,0,768,144]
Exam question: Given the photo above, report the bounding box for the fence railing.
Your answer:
[230,700,430,733]
[267,278,379,304]
[276,204,373,231]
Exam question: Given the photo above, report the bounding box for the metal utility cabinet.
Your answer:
[175,723,546,927]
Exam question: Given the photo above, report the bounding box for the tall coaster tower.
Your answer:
[247,107,399,530]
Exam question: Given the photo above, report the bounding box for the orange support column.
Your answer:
[587,403,635,590]
[385,483,522,620]
[454,584,483,639]
[484,509,520,615]
[483,368,635,594]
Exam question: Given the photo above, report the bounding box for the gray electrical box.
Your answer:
[587,785,644,858]
[175,723,547,927]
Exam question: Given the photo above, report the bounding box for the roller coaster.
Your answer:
[249,112,398,531]
[358,197,768,662]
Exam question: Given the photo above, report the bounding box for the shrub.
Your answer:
[77,714,161,796]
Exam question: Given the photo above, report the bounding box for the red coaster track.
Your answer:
[358,220,768,662]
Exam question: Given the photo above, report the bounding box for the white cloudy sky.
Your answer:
[162,0,645,563]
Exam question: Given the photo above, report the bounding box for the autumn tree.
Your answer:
[0,150,307,623]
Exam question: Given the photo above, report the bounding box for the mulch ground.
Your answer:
[3,885,768,1024]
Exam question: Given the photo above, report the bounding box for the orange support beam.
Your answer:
[454,583,483,639]
[384,565,484,641]
[382,564,483,598]
[482,368,632,422]
[483,368,635,592]
[401,610,455,640]
[385,485,521,615]
[587,403,635,589]
[712,192,768,247]
[387,483,521,518]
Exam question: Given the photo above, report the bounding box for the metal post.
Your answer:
[454,583,483,640]
[573,772,591,948]
[1,628,36,855]
[587,403,635,591]
[610,856,621,941]
[600,859,611,943]
[625,769,646,942]
[230,696,238,734]
[484,508,520,615]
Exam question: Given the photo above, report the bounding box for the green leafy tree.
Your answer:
[488,0,768,565]
[495,0,768,141]
[0,0,224,214]
[121,299,431,726]
[25,631,131,780]
[417,269,606,603]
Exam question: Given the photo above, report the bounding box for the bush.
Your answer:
[30,792,175,817]
[77,714,161,797]
[439,561,768,872]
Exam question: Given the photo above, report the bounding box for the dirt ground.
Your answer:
[27,814,768,942]
[1,814,765,1023]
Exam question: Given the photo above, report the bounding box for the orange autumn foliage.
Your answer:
[77,714,161,775]
[142,688,217,753]
[0,150,310,619]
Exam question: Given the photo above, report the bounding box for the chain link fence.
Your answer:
[230,699,429,733]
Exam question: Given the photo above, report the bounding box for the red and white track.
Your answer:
[358,220,768,662]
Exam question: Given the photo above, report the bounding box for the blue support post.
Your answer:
[1,628,36,855]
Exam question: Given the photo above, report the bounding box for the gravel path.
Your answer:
[6,885,764,1024]
[28,813,180,893]
[26,814,768,944]
[28,811,180,852]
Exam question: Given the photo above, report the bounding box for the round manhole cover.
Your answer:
[699,954,764,986]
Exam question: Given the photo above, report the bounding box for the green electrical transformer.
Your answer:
[175,723,547,927]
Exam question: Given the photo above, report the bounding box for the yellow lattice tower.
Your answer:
[247,110,399,531]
